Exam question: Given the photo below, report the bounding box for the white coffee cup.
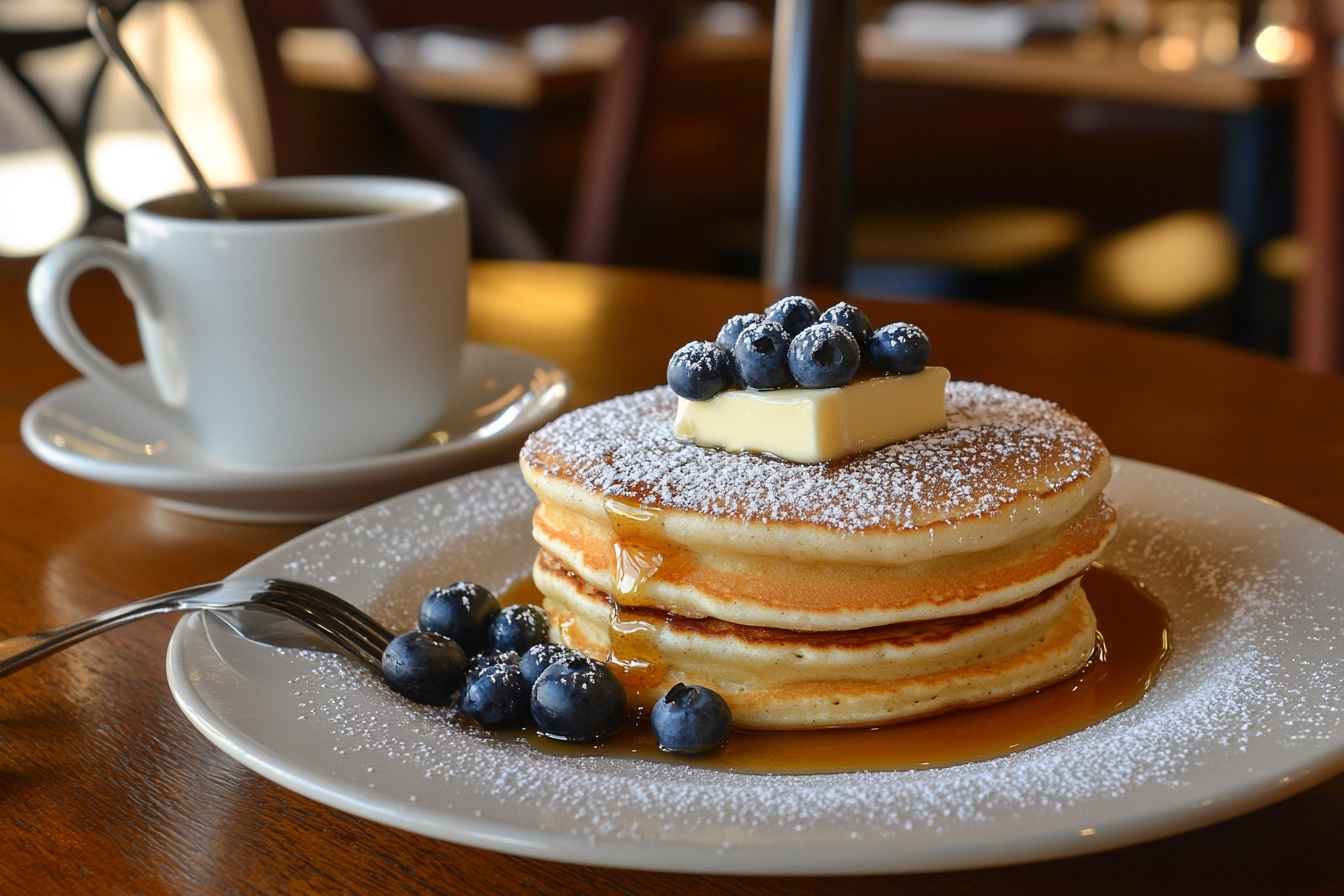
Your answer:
[29,177,467,467]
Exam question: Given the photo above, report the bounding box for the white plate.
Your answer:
[20,343,569,522]
[166,461,1344,874]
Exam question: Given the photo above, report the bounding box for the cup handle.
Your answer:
[28,237,179,421]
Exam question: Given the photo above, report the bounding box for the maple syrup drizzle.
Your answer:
[499,565,1170,775]
[597,497,675,708]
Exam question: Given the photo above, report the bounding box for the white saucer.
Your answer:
[20,343,569,522]
[166,461,1344,874]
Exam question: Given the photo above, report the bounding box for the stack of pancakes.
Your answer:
[519,382,1115,730]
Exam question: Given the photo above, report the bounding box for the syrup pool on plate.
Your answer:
[497,564,1170,775]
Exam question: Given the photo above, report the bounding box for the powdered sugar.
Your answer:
[670,340,731,373]
[520,383,1106,531]
[214,461,1344,868]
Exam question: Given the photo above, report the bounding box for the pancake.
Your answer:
[536,551,1098,729]
[521,383,1111,566]
[519,379,1110,728]
[532,495,1115,629]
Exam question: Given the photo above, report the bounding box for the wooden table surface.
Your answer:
[2,260,1343,894]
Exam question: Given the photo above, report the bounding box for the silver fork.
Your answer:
[0,578,395,678]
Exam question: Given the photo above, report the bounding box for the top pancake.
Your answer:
[521,382,1111,565]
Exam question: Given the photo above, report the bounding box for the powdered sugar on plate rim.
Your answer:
[166,460,1344,874]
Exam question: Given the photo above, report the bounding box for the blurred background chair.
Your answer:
[1295,0,1343,370]
[240,1,668,261]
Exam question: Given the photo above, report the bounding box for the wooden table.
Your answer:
[2,260,1343,894]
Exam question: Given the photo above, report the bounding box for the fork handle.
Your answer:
[0,584,220,678]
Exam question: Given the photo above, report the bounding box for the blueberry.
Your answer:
[787,322,860,388]
[520,642,583,687]
[651,683,733,754]
[459,663,530,728]
[530,656,626,742]
[716,313,763,352]
[818,302,873,351]
[732,320,794,390]
[465,648,520,687]
[764,295,819,338]
[488,604,550,654]
[418,581,500,655]
[667,340,735,401]
[381,630,467,706]
[868,322,930,375]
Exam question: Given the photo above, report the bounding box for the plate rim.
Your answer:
[165,459,1344,875]
[20,342,570,489]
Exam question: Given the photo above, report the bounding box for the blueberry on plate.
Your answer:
[716,313,763,352]
[531,655,626,742]
[488,604,550,654]
[520,642,583,687]
[818,302,873,350]
[459,663,530,728]
[381,630,467,706]
[418,581,500,655]
[733,320,794,390]
[868,322,930,375]
[667,340,736,401]
[787,322,860,388]
[764,295,819,338]
[465,648,521,687]
[651,683,733,754]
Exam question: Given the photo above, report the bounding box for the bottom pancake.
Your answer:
[534,551,1099,730]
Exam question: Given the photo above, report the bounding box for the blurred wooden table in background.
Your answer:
[1,259,1343,893]
[277,21,1336,366]
[279,24,1294,112]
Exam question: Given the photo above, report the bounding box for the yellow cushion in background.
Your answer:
[851,207,1083,271]
[1083,211,1237,318]
[1259,236,1304,282]
[711,207,1083,274]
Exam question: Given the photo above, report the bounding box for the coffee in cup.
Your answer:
[29,177,468,467]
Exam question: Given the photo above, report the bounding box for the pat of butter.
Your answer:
[673,367,950,463]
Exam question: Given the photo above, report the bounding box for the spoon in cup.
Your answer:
[87,1,235,220]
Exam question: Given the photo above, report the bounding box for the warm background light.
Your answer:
[1253,23,1313,66]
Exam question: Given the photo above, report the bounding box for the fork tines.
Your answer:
[251,589,389,664]
[263,579,395,650]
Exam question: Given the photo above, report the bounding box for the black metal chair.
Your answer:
[0,0,143,235]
